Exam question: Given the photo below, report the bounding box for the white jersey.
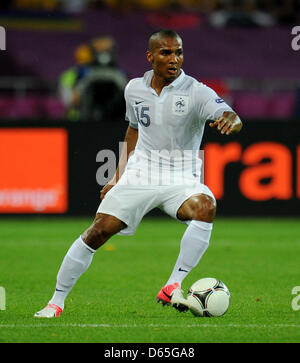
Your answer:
[124,69,233,182]
[99,69,227,233]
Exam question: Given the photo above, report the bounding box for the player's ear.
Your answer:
[146,51,153,64]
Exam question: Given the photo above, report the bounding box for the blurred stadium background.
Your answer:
[0,0,299,218]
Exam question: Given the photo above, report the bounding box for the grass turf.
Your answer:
[0,216,300,343]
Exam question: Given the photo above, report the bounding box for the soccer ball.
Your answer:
[187,277,230,317]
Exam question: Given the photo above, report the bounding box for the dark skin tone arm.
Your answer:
[209,110,243,135]
[100,125,138,200]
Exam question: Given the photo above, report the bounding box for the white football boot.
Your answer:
[34,303,63,318]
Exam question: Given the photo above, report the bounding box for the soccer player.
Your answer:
[34,29,242,318]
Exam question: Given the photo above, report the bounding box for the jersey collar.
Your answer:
[144,69,186,89]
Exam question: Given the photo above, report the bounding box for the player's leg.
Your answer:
[165,193,216,286]
[82,212,126,250]
[34,213,125,317]
[156,190,216,311]
[35,173,160,317]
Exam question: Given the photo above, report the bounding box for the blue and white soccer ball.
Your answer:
[187,277,230,317]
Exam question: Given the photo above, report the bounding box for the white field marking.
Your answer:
[0,323,300,329]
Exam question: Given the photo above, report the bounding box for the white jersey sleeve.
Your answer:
[194,83,233,122]
[124,80,139,129]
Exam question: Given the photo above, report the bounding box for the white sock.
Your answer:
[166,220,213,287]
[48,236,95,310]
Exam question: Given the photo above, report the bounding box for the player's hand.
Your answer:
[209,111,242,135]
[100,182,115,200]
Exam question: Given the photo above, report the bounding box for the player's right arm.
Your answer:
[100,79,140,200]
[100,125,138,200]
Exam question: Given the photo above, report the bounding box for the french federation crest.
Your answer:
[172,95,189,116]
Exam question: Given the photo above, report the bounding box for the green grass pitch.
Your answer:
[0,216,300,343]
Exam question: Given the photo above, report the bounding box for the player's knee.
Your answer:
[82,214,125,250]
[82,222,113,249]
[91,224,111,242]
[193,195,216,223]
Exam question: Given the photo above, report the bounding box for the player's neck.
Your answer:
[151,75,172,96]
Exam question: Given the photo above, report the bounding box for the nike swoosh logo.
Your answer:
[135,101,144,105]
[178,268,188,272]
[55,288,65,292]
[162,290,172,300]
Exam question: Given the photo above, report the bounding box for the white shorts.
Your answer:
[97,168,215,236]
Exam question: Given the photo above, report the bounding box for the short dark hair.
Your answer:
[150,29,180,39]
[148,29,182,52]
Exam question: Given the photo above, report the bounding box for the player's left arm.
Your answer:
[209,111,243,136]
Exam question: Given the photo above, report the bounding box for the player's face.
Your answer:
[147,36,184,84]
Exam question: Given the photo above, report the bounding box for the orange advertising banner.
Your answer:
[0,128,68,213]
[204,141,297,201]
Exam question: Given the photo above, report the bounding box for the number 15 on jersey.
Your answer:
[135,106,151,127]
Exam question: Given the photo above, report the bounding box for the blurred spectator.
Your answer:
[256,0,300,25]
[75,36,128,122]
[59,0,89,13]
[209,0,275,27]
[9,0,299,25]
[58,43,93,121]
[208,0,300,27]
